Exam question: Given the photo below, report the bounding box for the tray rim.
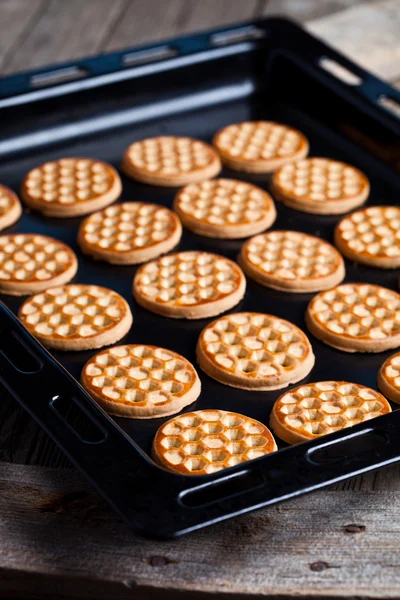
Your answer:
[0,16,400,539]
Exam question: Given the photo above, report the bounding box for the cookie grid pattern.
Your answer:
[134,252,244,307]
[335,206,400,264]
[274,158,367,202]
[124,137,217,176]
[381,353,400,389]
[273,381,390,440]
[214,122,305,161]
[174,179,275,227]
[23,159,116,206]
[378,352,400,403]
[153,409,277,475]
[242,231,342,281]
[198,312,313,388]
[82,345,199,416]
[0,186,18,217]
[307,284,400,341]
[0,234,75,282]
[19,285,129,340]
[79,203,180,253]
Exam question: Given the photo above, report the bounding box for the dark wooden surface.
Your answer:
[0,0,400,597]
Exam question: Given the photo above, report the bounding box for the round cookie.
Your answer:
[272,158,369,215]
[306,283,400,353]
[197,312,315,391]
[78,202,182,264]
[121,136,221,186]
[335,206,400,269]
[377,352,400,404]
[82,345,201,419]
[152,409,277,475]
[213,121,309,173]
[21,158,122,217]
[173,178,276,239]
[239,230,345,293]
[18,284,132,351]
[0,234,77,296]
[270,381,391,445]
[133,251,246,319]
[0,185,22,231]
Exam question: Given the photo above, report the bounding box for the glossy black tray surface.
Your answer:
[0,18,400,538]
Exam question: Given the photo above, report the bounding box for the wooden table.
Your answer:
[1,1,400,598]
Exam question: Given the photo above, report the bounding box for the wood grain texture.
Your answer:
[0,0,45,71]
[307,0,400,81]
[2,0,128,74]
[261,0,374,22]
[0,462,400,599]
[104,0,260,52]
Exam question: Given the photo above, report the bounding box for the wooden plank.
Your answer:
[260,0,374,23]
[0,0,45,73]
[104,0,259,52]
[307,0,400,82]
[0,462,400,599]
[104,0,185,51]
[2,0,128,75]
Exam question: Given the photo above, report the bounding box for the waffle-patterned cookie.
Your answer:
[18,284,132,351]
[133,251,246,319]
[173,178,276,239]
[21,158,122,217]
[272,158,369,214]
[197,312,315,390]
[213,121,309,173]
[82,345,201,418]
[152,409,277,475]
[335,206,400,269]
[270,381,391,445]
[78,202,182,264]
[239,231,345,293]
[0,185,22,231]
[378,352,400,404]
[0,234,78,296]
[121,136,221,186]
[306,283,400,353]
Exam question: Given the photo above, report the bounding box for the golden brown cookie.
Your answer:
[213,121,309,173]
[21,158,122,217]
[121,136,221,186]
[0,185,22,231]
[377,352,400,404]
[19,284,132,351]
[335,206,400,269]
[0,234,77,296]
[239,230,345,293]
[78,202,182,264]
[272,158,369,214]
[173,178,276,239]
[270,381,391,445]
[152,409,277,475]
[133,251,246,319]
[306,283,400,353]
[82,345,201,419]
[197,312,315,391]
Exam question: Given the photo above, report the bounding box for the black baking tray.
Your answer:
[0,18,400,539]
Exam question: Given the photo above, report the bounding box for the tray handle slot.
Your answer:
[306,428,386,465]
[50,394,107,444]
[318,56,363,86]
[30,66,88,88]
[0,328,42,374]
[121,45,179,67]
[180,469,265,508]
[377,95,400,119]
[210,25,267,47]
